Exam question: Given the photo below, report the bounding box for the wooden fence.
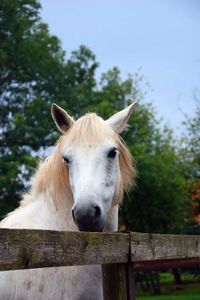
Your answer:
[0,228,200,299]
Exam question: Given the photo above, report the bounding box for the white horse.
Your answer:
[0,102,137,300]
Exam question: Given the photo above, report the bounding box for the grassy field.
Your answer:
[137,283,200,300]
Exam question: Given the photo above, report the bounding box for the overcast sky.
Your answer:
[40,0,200,134]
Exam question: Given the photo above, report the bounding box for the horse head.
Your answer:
[51,102,137,232]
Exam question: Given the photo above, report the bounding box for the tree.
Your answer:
[0,0,99,216]
[183,95,200,178]
[182,95,200,234]
[119,104,189,234]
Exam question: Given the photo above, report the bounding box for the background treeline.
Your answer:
[0,0,200,238]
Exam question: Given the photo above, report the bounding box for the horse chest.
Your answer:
[0,265,103,300]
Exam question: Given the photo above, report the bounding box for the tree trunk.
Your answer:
[172,268,182,284]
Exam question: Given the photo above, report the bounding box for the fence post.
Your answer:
[102,263,127,300]
[125,260,135,300]
[102,262,135,300]
[102,232,136,300]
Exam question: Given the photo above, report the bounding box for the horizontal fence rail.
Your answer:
[131,232,200,261]
[0,229,200,300]
[0,229,129,271]
[0,229,200,271]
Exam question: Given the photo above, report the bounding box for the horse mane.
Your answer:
[31,113,135,206]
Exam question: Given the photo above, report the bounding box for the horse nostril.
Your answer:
[72,208,75,222]
[94,205,101,218]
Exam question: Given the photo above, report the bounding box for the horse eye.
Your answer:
[107,148,117,159]
[63,157,70,164]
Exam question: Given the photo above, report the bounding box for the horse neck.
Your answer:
[10,157,75,230]
[40,192,75,230]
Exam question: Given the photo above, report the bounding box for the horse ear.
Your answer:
[106,102,138,133]
[51,103,75,133]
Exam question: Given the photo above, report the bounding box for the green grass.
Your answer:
[159,272,200,285]
[137,290,200,300]
[137,283,200,300]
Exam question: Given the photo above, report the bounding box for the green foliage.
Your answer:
[0,0,98,216]
[182,95,200,179]
[180,96,200,234]
[120,104,189,234]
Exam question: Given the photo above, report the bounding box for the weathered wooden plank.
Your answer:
[1,229,200,272]
[0,229,129,271]
[134,257,200,271]
[102,263,127,300]
[131,232,200,261]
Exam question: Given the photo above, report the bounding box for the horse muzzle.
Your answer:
[72,203,104,232]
